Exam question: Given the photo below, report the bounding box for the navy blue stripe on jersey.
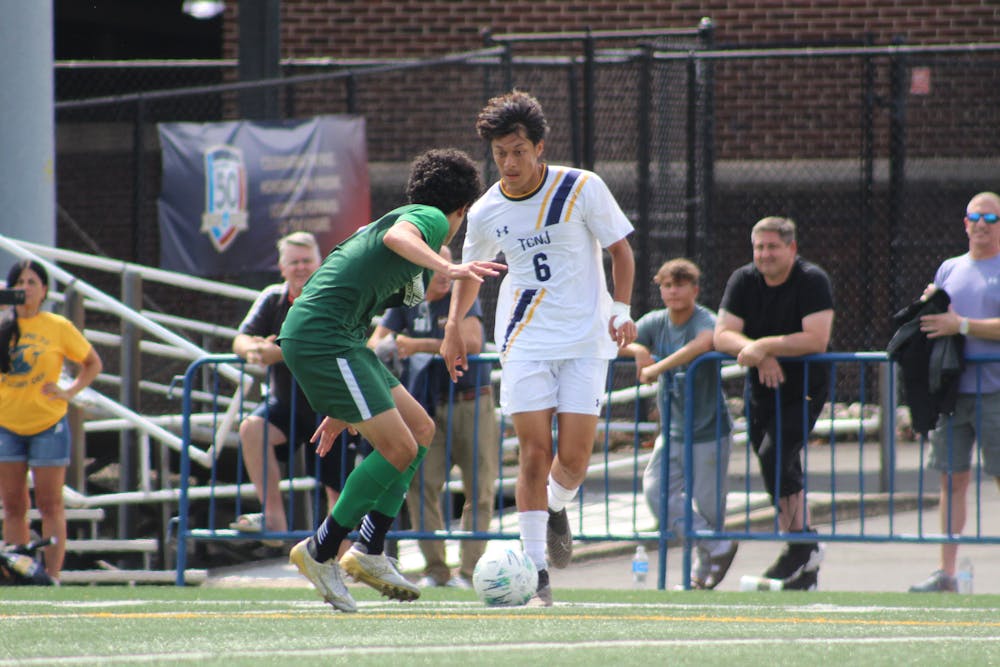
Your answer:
[544,170,581,227]
[501,288,538,354]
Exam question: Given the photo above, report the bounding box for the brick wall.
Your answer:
[219,1,999,59]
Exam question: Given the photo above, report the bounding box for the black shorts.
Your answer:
[251,396,360,492]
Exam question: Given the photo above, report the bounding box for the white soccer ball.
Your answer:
[472,548,538,607]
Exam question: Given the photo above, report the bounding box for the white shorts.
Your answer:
[499,358,609,416]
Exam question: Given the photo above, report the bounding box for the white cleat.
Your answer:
[289,539,357,613]
[340,545,420,602]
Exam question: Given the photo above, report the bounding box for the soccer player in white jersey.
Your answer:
[441,90,637,606]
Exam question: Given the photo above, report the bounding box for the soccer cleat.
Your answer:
[908,570,958,593]
[783,567,819,591]
[445,575,473,589]
[340,546,420,602]
[763,532,824,581]
[526,568,553,607]
[546,508,573,569]
[289,538,357,613]
[700,541,739,590]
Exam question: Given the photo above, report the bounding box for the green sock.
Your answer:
[331,450,405,529]
[372,445,427,517]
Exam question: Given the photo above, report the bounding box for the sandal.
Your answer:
[229,513,284,548]
[229,513,264,533]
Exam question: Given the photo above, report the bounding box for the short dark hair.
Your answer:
[1,260,49,374]
[405,148,482,214]
[475,90,549,145]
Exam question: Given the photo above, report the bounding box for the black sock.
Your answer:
[310,514,349,562]
[356,511,394,555]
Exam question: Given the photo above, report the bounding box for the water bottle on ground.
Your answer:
[632,545,649,588]
[957,558,973,594]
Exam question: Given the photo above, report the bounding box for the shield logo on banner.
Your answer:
[200,145,249,252]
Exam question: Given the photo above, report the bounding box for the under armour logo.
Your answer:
[496,226,508,238]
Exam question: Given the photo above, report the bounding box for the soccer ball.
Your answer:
[472,548,538,607]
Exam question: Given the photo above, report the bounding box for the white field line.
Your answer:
[2,636,999,666]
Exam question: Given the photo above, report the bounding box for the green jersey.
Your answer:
[279,204,449,347]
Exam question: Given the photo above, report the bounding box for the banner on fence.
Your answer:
[157,116,369,276]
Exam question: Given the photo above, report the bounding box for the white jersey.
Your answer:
[465,164,634,362]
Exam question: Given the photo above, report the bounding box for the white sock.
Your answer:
[519,510,548,571]
[546,474,578,512]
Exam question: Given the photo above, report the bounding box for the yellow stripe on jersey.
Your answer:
[563,173,590,222]
[534,169,566,231]
[501,287,547,361]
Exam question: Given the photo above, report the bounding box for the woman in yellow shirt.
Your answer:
[0,260,102,581]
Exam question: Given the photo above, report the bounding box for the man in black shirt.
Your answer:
[714,216,834,591]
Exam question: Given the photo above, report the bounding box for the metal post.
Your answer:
[860,34,876,350]
[238,0,282,120]
[63,287,86,493]
[635,44,653,317]
[684,54,698,261]
[567,65,582,168]
[132,97,146,264]
[878,362,895,494]
[118,271,143,539]
[582,28,596,171]
[697,18,716,291]
[887,36,908,315]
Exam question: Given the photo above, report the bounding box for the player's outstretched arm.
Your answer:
[441,279,482,382]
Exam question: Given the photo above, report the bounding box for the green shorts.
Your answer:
[280,338,400,424]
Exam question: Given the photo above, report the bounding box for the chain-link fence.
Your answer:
[53,31,1000,367]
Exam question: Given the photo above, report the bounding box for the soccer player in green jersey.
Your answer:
[279,148,505,612]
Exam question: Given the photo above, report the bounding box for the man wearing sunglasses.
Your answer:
[910,191,1000,593]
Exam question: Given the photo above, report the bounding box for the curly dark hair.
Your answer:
[405,148,482,214]
[475,90,549,145]
[0,260,48,374]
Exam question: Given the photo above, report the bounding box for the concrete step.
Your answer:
[26,508,106,522]
[64,538,158,553]
[59,569,207,585]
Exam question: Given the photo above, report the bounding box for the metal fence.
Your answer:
[173,351,1000,590]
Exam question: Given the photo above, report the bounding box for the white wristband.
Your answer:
[959,317,970,335]
[611,301,632,328]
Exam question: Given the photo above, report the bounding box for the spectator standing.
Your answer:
[713,216,834,591]
[369,246,500,589]
[909,191,1000,593]
[621,258,737,589]
[0,260,102,581]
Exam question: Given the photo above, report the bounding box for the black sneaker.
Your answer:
[783,567,819,591]
[763,532,824,581]
[701,541,739,590]
[526,568,553,607]
[546,508,573,569]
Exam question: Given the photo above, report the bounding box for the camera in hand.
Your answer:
[0,289,25,305]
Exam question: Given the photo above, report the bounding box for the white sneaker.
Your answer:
[340,546,420,602]
[417,575,443,588]
[445,575,472,589]
[289,539,357,613]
